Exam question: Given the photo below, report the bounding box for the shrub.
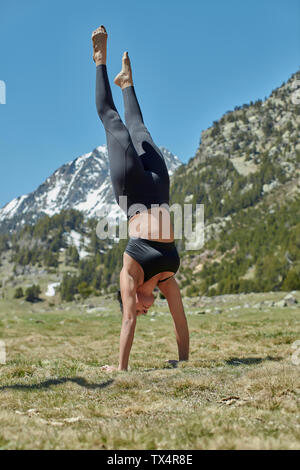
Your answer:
[25,285,41,302]
[282,270,300,291]
[14,287,24,299]
[77,281,93,299]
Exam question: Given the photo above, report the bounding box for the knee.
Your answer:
[96,102,107,123]
[96,106,120,128]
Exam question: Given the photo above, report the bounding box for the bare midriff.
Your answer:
[128,207,174,242]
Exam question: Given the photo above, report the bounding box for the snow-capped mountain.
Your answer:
[0,145,182,230]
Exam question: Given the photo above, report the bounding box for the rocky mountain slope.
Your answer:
[0,146,181,232]
[170,70,300,295]
[172,70,300,225]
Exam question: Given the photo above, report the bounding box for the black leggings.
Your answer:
[95,65,170,218]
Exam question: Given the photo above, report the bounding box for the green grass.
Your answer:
[0,292,299,449]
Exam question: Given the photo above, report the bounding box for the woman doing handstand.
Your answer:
[92,25,189,371]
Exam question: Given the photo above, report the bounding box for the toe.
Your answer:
[92,25,107,38]
[122,51,130,63]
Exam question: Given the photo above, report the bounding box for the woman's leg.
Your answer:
[114,52,166,162]
[114,53,144,136]
[122,85,153,156]
[96,64,130,145]
[92,27,145,210]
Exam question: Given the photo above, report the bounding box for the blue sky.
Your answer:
[0,0,299,208]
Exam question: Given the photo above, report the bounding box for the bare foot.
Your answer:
[114,51,133,89]
[92,25,108,65]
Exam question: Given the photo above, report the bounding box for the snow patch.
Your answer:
[64,230,90,259]
[0,194,27,220]
[45,282,60,297]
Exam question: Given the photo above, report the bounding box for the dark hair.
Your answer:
[117,289,123,314]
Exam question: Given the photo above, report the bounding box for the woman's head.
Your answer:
[117,288,155,316]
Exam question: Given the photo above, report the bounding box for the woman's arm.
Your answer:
[158,277,189,361]
[118,268,138,370]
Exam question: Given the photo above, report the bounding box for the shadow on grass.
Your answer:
[226,356,283,366]
[0,377,114,391]
[143,360,180,372]
[143,356,284,371]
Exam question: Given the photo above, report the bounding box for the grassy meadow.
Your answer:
[0,290,299,450]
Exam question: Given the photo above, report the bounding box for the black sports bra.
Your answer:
[125,237,180,283]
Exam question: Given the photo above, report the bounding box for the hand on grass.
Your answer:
[100,364,119,372]
[165,360,179,368]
